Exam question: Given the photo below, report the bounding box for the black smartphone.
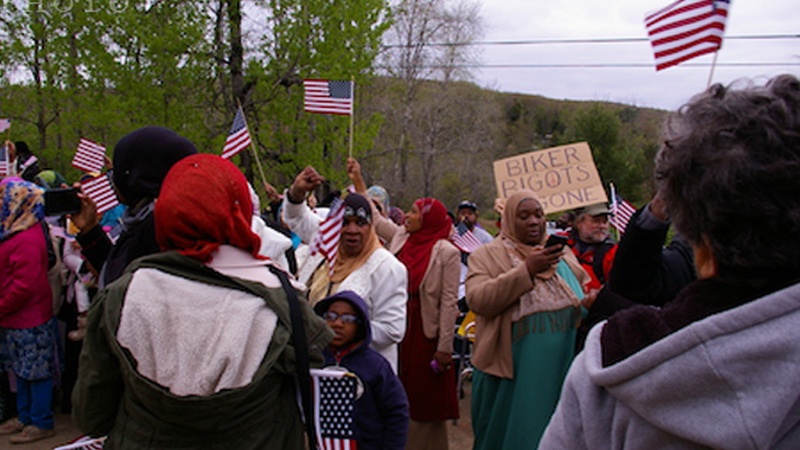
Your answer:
[44,188,82,216]
[545,234,569,249]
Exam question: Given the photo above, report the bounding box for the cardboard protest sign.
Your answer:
[493,142,608,214]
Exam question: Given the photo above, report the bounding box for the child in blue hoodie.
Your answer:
[314,291,409,450]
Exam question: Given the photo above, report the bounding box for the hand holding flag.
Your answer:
[81,174,120,215]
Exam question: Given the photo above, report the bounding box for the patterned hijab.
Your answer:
[397,198,452,294]
[0,178,45,242]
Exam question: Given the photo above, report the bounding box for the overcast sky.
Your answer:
[474,0,799,110]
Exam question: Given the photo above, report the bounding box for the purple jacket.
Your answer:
[315,291,409,450]
[0,225,53,328]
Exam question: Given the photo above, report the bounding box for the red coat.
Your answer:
[568,237,618,291]
[0,225,53,328]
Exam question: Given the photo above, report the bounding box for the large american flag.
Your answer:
[610,194,637,234]
[311,369,359,450]
[0,143,9,178]
[645,0,730,71]
[309,196,345,274]
[222,106,252,159]
[81,174,120,215]
[304,79,354,116]
[72,138,107,173]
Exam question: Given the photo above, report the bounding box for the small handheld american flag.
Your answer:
[0,143,9,178]
[81,174,120,215]
[610,194,637,234]
[452,222,483,253]
[53,435,106,450]
[72,138,107,173]
[311,369,359,450]
[304,79,354,116]
[309,196,345,273]
[222,106,252,160]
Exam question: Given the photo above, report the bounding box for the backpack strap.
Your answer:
[268,265,317,450]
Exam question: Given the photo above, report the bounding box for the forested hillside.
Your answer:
[0,0,667,214]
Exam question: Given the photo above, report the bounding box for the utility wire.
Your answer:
[406,62,800,69]
[382,33,800,48]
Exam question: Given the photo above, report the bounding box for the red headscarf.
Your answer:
[155,154,262,263]
[397,198,452,295]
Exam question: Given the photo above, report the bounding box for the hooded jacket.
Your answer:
[315,291,409,450]
[540,280,800,449]
[74,251,332,449]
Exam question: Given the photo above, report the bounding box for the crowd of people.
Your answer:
[0,74,798,449]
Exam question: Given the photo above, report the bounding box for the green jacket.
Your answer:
[73,251,333,449]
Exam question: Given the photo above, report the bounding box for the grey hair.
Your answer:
[655,74,800,286]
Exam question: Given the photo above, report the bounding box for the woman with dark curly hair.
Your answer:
[541,74,800,449]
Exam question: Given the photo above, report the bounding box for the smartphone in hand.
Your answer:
[545,234,569,250]
[44,188,82,216]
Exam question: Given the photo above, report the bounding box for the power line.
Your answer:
[382,33,800,48]
[416,62,800,69]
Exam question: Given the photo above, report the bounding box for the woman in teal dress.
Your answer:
[465,190,589,449]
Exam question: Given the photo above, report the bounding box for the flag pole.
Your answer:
[237,100,269,190]
[706,51,719,88]
[609,182,620,241]
[348,76,355,159]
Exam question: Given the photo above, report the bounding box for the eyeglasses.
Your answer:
[322,311,360,324]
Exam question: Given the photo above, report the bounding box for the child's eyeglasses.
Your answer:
[322,311,360,323]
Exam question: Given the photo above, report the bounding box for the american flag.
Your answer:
[311,369,359,450]
[0,143,9,178]
[0,118,10,133]
[72,138,107,173]
[451,222,483,253]
[309,196,345,273]
[53,435,106,450]
[645,0,730,71]
[304,79,354,116]
[81,174,120,215]
[222,106,252,159]
[610,194,637,234]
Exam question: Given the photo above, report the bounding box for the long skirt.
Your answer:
[471,306,580,450]
[399,295,459,422]
[0,320,56,381]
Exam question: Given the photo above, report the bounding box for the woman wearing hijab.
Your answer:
[281,165,407,372]
[72,126,197,287]
[465,189,589,449]
[0,179,56,444]
[73,155,331,449]
[371,197,461,450]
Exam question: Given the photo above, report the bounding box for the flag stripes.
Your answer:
[53,435,106,450]
[222,107,252,159]
[0,144,9,178]
[304,79,354,115]
[452,229,483,253]
[72,138,107,173]
[81,174,119,215]
[311,369,359,450]
[645,0,730,71]
[610,195,637,234]
[309,196,346,273]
